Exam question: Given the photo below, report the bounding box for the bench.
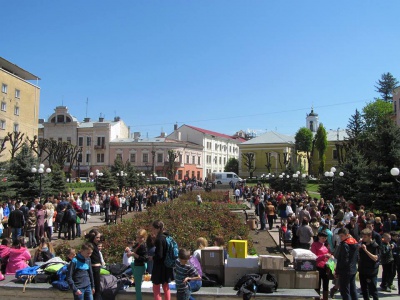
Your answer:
[109,208,124,224]
[278,226,292,252]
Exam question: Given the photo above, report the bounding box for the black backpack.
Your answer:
[234,273,278,300]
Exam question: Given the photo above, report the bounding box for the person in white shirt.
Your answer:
[343,207,353,224]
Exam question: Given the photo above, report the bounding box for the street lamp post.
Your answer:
[324,167,344,200]
[116,170,127,190]
[90,169,103,191]
[31,164,51,200]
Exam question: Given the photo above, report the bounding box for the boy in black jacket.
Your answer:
[358,228,380,300]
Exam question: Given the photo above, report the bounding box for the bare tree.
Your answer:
[7,131,25,159]
[28,136,49,162]
[166,150,179,180]
[242,152,256,178]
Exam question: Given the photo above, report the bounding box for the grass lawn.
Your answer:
[306,182,320,198]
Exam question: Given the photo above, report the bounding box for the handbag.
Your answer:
[256,273,278,293]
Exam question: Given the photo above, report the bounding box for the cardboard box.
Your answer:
[260,268,296,289]
[295,271,319,289]
[294,258,316,271]
[228,240,248,258]
[201,249,224,267]
[259,255,284,270]
[224,266,259,287]
[227,256,259,268]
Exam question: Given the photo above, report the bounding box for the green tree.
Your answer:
[224,157,239,174]
[124,160,138,188]
[8,144,44,200]
[48,163,68,196]
[375,72,399,102]
[295,127,315,175]
[97,168,117,192]
[314,124,328,175]
[346,109,365,149]
[363,99,393,130]
[166,150,178,180]
[111,156,125,189]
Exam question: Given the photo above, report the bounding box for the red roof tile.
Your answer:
[185,125,246,142]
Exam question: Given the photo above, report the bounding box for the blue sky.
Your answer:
[2,1,399,138]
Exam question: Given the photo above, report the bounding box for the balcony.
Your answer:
[94,144,106,150]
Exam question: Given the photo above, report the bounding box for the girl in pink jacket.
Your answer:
[4,237,31,274]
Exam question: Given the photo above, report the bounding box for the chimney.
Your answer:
[114,116,120,122]
[133,132,141,142]
[84,117,91,122]
[174,124,178,131]
[99,117,104,122]
[177,131,181,141]
[160,132,166,138]
[38,119,45,124]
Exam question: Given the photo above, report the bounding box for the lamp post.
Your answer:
[116,170,127,190]
[324,167,344,200]
[90,169,103,191]
[31,164,51,200]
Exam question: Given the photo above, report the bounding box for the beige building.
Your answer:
[38,106,130,177]
[0,57,40,160]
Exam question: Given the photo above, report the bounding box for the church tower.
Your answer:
[306,107,319,133]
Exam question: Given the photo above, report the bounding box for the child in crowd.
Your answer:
[193,237,207,264]
[65,248,77,262]
[97,242,106,267]
[33,237,55,264]
[175,248,201,300]
[26,209,37,248]
[0,238,11,274]
[66,242,95,300]
[380,232,395,292]
[4,236,30,274]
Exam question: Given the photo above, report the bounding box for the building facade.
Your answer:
[38,106,130,177]
[167,124,245,177]
[0,57,40,160]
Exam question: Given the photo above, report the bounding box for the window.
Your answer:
[130,153,136,163]
[97,153,105,163]
[333,149,338,160]
[58,137,62,142]
[219,157,222,164]
[206,155,211,164]
[14,106,19,116]
[77,153,82,163]
[15,89,20,98]
[186,155,189,164]
[116,153,122,160]
[178,170,183,180]
[215,144,218,150]
[78,137,83,147]
[67,137,71,143]
[0,120,5,130]
[86,137,91,146]
[86,153,90,163]
[57,115,65,123]
[192,156,195,164]
[227,174,233,178]
[97,137,105,146]
[1,102,6,111]
[224,157,226,165]
[206,142,212,149]
[157,153,163,163]
[197,171,200,179]
[13,123,19,132]
[309,121,314,132]
[179,154,182,163]
[229,146,232,153]
[1,84,7,94]
[143,153,149,163]
[192,171,195,178]
[198,157,201,165]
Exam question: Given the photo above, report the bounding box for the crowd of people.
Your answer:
[239,183,400,300]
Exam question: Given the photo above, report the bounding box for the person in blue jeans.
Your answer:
[66,242,95,300]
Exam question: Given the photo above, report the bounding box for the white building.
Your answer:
[167,124,245,176]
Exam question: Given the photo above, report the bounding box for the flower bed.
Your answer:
[99,198,251,263]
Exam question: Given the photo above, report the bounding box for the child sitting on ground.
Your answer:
[0,238,11,274]
[33,237,55,264]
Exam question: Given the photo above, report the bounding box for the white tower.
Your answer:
[306,107,319,133]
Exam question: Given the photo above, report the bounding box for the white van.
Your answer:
[155,177,170,181]
[212,172,242,185]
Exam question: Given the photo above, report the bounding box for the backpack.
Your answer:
[68,209,77,223]
[15,265,41,292]
[164,234,179,268]
[234,273,277,300]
